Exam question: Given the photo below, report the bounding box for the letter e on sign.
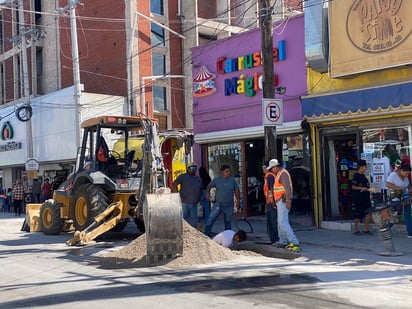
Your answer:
[263,99,283,126]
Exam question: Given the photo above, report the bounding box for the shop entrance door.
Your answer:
[245,140,266,216]
[322,133,358,220]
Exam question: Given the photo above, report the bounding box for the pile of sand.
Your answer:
[100,221,259,268]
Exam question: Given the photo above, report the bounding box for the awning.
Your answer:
[301,81,412,120]
[194,121,302,144]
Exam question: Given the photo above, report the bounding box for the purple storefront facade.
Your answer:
[191,15,310,218]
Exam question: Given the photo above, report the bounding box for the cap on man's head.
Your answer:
[266,159,281,170]
[187,162,197,168]
[357,160,367,168]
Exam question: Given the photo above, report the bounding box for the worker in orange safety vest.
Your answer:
[263,161,279,244]
[266,158,301,252]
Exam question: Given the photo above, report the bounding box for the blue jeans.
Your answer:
[204,203,233,236]
[198,190,210,224]
[404,204,412,235]
[182,202,197,227]
[277,200,299,245]
[266,204,279,243]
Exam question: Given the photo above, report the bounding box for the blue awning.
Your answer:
[302,81,412,118]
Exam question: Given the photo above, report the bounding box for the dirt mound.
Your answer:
[100,221,259,268]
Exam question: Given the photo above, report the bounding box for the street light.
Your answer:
[140,75,185,115]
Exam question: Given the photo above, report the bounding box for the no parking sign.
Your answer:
[262,99,283,126]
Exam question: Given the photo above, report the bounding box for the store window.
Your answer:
[207,143,243,207]
[208,143,242,179]
[362,126,410,189]
[283,134,311,215]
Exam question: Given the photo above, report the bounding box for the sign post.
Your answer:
[25,158,39,180]
[263,99,283,162]
[263,99,283,126]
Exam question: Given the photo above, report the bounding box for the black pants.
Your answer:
[266,203,279,243]
[14,199,23,216]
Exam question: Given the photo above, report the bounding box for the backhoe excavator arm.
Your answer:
[66,201,124,246]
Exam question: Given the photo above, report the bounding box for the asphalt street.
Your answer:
[1,212,411,308]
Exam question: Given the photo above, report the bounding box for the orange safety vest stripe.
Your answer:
[273,170,286,201]
[263,171,276,203]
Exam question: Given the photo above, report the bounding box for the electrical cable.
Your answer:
[0,1,308,115]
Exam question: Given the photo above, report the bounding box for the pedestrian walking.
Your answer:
[263,161,279,245]
[51,176,61,193]
[0,189,8,213]
[386,163,412,238]
[7,188,13,212]
[403,184,412,238]
[12,179,25,217]
[172,162,203,227]
[267,159,301,252]
[31,178,42,203]
[42,178,53,201]
[352,159,373,235]
[204,165,240,236]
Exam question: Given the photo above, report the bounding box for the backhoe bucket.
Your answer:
[144,191,183,264]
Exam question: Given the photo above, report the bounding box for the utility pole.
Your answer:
[68,0,81,148]
[259,0,277,162]
[57,1,81,146]
[18,0,33,159]
[126,12,138,116]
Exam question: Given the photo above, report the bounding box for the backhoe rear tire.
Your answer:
[40,201,64,235]
[71,183,109,231]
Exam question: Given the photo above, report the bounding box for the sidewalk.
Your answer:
[208,214,411,262]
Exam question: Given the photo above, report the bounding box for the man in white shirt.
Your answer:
[212,229,246,248]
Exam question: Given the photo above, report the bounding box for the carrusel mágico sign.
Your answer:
[192,40,287,98]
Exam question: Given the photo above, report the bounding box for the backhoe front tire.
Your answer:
[40,201,64,235]
[71,183,109,231]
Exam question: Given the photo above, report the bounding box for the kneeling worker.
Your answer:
[212,229,246,248]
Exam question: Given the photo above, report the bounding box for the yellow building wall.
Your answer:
[307,66,412,95]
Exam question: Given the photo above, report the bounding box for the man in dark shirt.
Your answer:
[352,160,372,235]
[172,162,203,227]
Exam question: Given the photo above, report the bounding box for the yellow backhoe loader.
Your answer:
[26,114,192,262]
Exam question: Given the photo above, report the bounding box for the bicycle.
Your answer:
[235,217,254,234]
